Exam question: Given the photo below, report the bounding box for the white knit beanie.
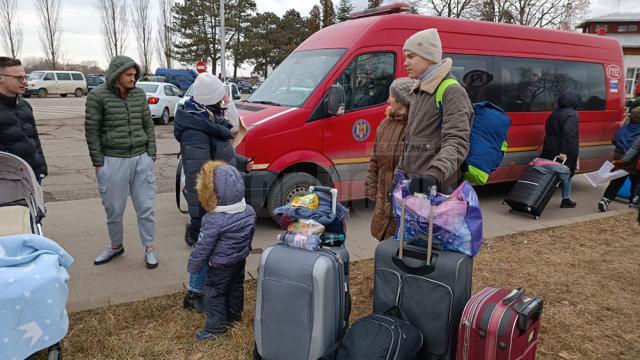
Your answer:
[192,72,225,106]
[403,28,442,64]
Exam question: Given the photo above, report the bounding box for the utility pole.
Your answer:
[220,0,226,81]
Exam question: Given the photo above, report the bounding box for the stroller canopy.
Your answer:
[0,152,45,218]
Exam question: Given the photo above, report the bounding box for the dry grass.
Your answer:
[55,213,639,359]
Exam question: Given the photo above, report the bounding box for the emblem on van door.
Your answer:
[606,65,621,80]
[352,119,371,142]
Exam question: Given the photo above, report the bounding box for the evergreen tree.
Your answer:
[320,0,335,28]
[172,0,220,74]
[336,0,354,22]
[368,0,382,8]
[307,5,322,34]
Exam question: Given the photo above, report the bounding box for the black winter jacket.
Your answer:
[0,93,48,178]
[174,98,247,219]
[540,90,580,174]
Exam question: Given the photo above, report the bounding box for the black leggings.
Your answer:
[603,175,639,201]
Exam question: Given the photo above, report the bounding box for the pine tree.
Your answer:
[320,0,335,28]
[307,5,322,34]
[336,0,354,22]
[172,0,219,74]
[368,0,382,8]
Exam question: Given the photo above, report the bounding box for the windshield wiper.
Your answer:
[249,100,282,106]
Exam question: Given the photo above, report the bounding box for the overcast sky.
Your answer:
[12,0,635,73]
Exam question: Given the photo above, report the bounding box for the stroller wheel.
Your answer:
[47,342,62,360]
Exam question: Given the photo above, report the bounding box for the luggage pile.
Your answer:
[254,184,544,360]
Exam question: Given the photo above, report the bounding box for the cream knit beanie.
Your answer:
[403,28,442,64]
[192,72,226,106]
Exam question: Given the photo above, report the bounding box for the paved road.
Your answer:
[26,96,633,312]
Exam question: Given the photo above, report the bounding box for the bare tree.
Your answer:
[156,0,174,68]
[133,0,152,73]
[35,0,62,69]
[557,0,590,31]
[426,0,477,18]
[0,0,23,58]
[98,0,129,62]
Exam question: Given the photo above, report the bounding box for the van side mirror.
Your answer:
[327,84,346,116]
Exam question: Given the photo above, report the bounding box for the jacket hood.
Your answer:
[557,90,580,110]
[214,165,245,206]
[105,55,141,87]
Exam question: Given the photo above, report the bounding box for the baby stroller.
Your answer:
[0,151,73,360]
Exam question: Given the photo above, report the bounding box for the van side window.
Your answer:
[493,57,606,112]
[334,52,395,112]
[446,54,494,104]
[56,73,72,81]
[43,73,55,81]
[71,73,84,81]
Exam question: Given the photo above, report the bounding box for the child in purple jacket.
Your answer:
[187,160,256,340]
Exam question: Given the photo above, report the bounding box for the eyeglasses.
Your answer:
[0,74,28,82]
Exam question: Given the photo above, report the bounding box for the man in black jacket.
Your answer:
[0,57,47,182]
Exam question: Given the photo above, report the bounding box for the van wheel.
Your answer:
[37,88,48,98]
[59,94,67,98]
[74,88,84,97]
[160,108,170,125]
[267,172,321,222]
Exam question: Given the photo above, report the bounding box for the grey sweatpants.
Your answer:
[97,153,157,247]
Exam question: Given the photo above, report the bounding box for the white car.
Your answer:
[136,82,183,125]
[174,82,241,115]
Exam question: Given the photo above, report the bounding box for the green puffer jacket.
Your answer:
[84,55,156,167]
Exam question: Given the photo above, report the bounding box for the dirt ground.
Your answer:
[52,213,639,359]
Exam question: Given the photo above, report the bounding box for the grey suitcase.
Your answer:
[374,190,472,359]
[254,185,350,360]
[254,244,350,360]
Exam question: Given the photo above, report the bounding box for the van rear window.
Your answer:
[71,73,84,81]
[447,54,606,112]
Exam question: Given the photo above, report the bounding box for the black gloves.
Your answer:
[409,175,438,195]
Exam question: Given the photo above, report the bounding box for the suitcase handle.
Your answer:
[516,297,544,334]
[309,186,338,215]
[392,248,436,275]
[502,288,524,304]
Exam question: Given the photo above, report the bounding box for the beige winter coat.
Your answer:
[396,58,473,189]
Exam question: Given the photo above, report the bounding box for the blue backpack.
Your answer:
[435,79,512,185]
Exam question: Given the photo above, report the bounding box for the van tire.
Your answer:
[37,88,48,98]
[74,88,84,97]
[267,172,321,222]
[60,94,67,98]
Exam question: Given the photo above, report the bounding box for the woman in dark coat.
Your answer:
[174,73,250,312]
[540,90,580,208]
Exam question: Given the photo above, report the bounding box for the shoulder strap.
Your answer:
[435,78,460,109]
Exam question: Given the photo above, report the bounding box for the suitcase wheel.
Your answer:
[508,209,513,214]
[535,216,540,220]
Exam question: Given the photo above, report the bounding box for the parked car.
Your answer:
[85,75,105,93]
[174,82,241,114]
[234,2,624,220]
[154,68,198,92]
[136,82,183,125]
[238,80,253,94]
[25,71,87,98]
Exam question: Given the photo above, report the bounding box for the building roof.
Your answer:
[576,12,640,28]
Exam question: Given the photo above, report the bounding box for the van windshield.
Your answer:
[29,72,45,80]
[248,48,347,107]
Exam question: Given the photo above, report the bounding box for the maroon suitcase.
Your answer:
[457,288,543,360]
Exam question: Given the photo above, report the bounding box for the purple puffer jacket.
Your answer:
[187,165,256,272]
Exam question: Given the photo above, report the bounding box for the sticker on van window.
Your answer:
[352,119,371,142]
[606,65,621,79]
[610,79,618,93]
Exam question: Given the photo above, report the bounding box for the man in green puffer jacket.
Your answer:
[85,55,159,269]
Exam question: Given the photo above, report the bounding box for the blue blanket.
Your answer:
[0,234,73,359]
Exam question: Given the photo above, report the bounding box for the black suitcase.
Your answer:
[373,189,472,360]
[504,164,561,219]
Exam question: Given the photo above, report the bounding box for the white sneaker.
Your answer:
[94,245,124,265]
[145,248,158,269]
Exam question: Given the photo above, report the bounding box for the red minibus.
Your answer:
[235,3,625,217]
